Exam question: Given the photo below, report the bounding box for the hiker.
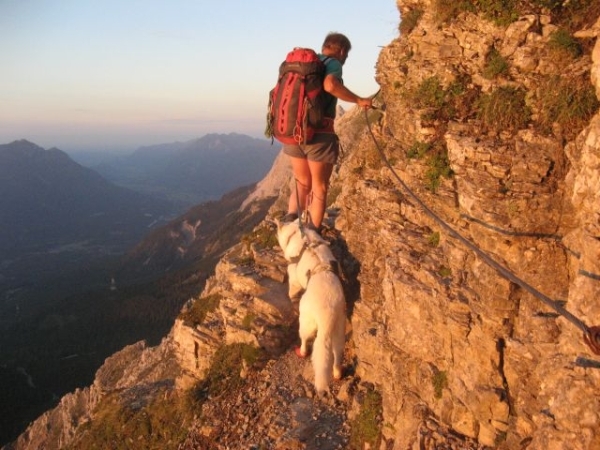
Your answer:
[283,32,373,231]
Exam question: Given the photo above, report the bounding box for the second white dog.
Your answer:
[276,219,346,393]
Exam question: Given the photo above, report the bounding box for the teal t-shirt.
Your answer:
[319,54,343,118]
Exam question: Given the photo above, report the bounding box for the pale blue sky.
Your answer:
[1,0,399,152]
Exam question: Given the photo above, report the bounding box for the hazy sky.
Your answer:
[1,0,399,153]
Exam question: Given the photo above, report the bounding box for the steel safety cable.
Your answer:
[363,108,600,355]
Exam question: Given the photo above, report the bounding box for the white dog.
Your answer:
[276,219,346,393]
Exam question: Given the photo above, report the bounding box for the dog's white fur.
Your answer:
[276,219,346,393]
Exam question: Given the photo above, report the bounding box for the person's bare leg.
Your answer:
[288,156,312,216]
[307,160,334,229]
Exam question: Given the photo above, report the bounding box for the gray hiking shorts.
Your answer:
[282,133,340,164]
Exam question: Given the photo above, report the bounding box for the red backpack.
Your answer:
[265,48,331,145]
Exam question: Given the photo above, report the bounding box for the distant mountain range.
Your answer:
[0,133,280,281]
[0,135,282,446]
[0,133,280,318]
[0,139,174,260]
[88,133,280,210]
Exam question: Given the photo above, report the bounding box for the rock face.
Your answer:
[338,3,600,449]
[6,2,600,450]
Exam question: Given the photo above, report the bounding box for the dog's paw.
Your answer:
[333,366,343,380]
[294,346,309,358]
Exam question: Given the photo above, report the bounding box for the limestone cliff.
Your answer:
[344,2,600,448]
[6,1,600,449]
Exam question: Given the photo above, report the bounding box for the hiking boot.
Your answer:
[282,212,298,222]
[305,221,322,235]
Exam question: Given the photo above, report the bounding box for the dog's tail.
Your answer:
[312,316,335,393]
[312,303,345,393]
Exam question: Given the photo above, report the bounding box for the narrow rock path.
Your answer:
[179,344,358,450]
